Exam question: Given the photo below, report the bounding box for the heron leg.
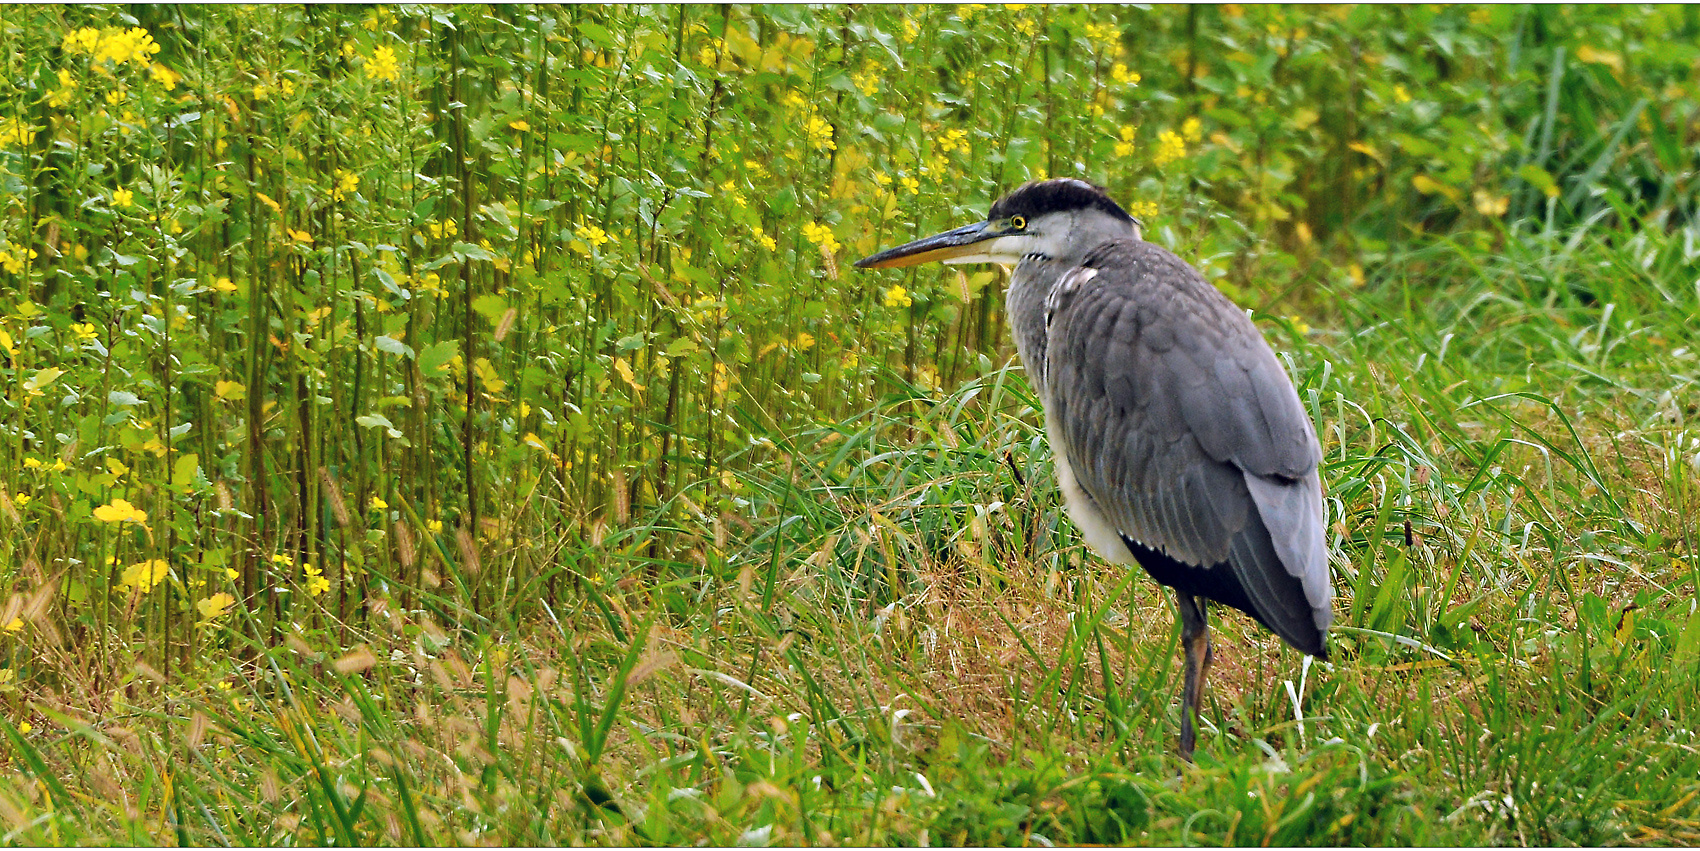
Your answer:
[1177,593,1213,762]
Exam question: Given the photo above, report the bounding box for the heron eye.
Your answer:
[1010,215,1027,231]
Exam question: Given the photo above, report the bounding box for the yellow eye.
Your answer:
[1010,215,1027,230]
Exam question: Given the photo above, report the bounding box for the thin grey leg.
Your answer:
[1177,593,1213,762]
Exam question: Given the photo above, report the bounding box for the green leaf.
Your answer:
[374,335,415,358]
[172,453,201,487]
[418,340,459,375]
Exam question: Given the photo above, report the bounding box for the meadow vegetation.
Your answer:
[1,4,1699,845]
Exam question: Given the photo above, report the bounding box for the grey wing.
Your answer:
[1041,241,1332,651]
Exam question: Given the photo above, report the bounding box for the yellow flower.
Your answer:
[63,27,102,55]
[92,27,161,67]
[508,119,530,132]
[1114,124,1138,158]
[0,246,37,275]
[367,45,400,82]
[574,223,610,252]
[332,169,360,202]
[17,722,29,734]
[2,617,21,633]
[804,114,836,152]
[1111,63,1142,86]
[801,221,840,255]
[287,228,313,244]
[46,69,77,108]
[884,285,913,308]
[752,225,777,252]
[112,188,134,208]
[1393,84,1411,104]
[211,277,238,294]
[1152,129,1186,166]
[196,593,235,621]
[934,127,969,155]
[1127,200,1159,220]
[302,563,329,597]
[370,496,388,511]
[426,519,443,534]
[851,69,880,98]
[794,332,816,350]
[13,493,29,508]
[93,498,147,524]
[1181,116,1203,142]
[149,63,180,90]
[899,175,920,195]
[0,118,36,149]
[121,559,170,592]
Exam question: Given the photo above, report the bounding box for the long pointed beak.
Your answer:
[854,221,996,269]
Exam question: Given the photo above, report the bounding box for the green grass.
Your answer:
[3,4,1700,846]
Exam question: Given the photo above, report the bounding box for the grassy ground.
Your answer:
[3,5,1700,846]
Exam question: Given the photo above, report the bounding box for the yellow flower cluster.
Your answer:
[851,67,881,98]
[426,218,458,239]
[576,223,610,249]
[1084,21,1119,46]
[934,127,970,155]
[801,221,840,255]
[332,169,360,201]
[1182,116,1203,142]
[1152,129,1187,166]
[62,26,162,68]
[1127,200,1159,220]
[0,244,37,275]
[46,69,76,108]
[805,114,836,152]
[0,119,35,149]
[752,224,777,252]
[1111,63,1142,86]
[1114,125,1138,158]
[303,562,330,597]
[367,45,400,82]
[884,285,913,308]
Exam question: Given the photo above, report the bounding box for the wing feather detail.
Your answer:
[1030,239,1331,647]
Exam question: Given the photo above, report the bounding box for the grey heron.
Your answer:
[855,178,1331,761]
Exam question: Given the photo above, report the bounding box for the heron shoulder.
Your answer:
[1046,237,1322,480]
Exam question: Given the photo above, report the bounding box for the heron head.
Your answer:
[854,178,1143,270]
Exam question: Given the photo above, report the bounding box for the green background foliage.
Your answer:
[1,4,1698,845]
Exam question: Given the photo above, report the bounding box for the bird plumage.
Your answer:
[857,177,1332,759]
[1029,238,1331,656]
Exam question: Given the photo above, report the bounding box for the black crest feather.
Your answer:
[988,178,1134,224]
